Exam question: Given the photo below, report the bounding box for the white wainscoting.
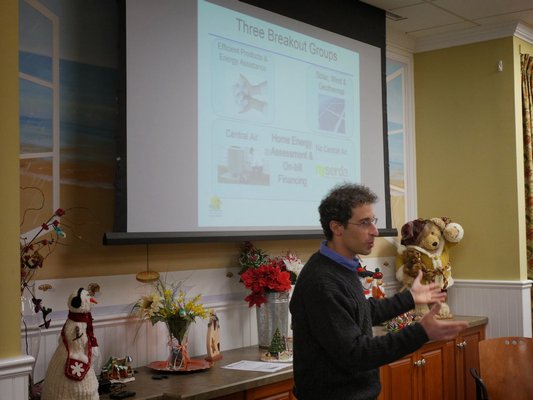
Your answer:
[18,267,259,384]
[14,257,393,384]
[12,266,532,390]
[24,298,256,384]
[448,279,532,338]
[0,355,34,400]
[385,278,532,339]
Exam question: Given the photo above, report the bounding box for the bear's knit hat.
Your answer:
[400,218,427,246]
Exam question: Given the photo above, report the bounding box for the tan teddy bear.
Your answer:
[396,217,464,319]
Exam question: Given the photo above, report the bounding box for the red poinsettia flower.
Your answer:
[244,291,268,308]
[240,259,292,307]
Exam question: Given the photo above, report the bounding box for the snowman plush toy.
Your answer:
[41,287,99,400]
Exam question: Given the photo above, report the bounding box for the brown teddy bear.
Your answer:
[396,217,464,319]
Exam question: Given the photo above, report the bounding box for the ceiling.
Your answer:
[361,0,533,46]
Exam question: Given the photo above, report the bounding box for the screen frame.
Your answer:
[104,0,396,245]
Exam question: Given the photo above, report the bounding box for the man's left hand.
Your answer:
[410,270,447,305]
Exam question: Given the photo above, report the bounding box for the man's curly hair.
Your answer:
[318,183,378,240]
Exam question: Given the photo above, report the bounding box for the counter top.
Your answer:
[372,314,488,337]
[100,345,293,400]
[101,315,487,400]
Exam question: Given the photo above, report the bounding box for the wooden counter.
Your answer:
[373,314,488,337]
[100,345,293,400]
[100,316,487,400]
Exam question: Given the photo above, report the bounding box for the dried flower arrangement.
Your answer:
[20,187,68,328]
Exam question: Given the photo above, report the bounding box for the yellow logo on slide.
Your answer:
[210,196,222,211]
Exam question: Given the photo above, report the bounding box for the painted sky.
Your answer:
[19,0,118,67]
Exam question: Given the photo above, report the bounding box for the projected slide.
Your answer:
[198,1,360,227]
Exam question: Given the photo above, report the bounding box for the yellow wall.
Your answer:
[414,37,526,280]
[0,0,22,358]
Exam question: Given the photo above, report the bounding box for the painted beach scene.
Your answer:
[19,0,118,271]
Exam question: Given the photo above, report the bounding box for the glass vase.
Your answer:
[256,291,290,348]
[165,318,191,370]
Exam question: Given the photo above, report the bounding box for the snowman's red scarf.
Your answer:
[61,312,98,381]
[67,312,98,347]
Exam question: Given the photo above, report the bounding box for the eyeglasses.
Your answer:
[346,217,379,229]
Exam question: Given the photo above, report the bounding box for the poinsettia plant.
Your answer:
[238,241,303,307]
[238,241,269,274]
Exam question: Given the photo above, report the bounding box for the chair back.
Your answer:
[478,336,533,400]
[470,368,489,400]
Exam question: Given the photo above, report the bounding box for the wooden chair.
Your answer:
[473,336,533,400]
[470,368,489,400]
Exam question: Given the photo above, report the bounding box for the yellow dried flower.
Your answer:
[132,278,210,326]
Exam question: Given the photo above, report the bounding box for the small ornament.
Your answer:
[260,328,293,362]
[100,356,134,382]
[268,328,286,356]
[371,268,385,299]
[205,311,222,362]
[385,311,417,333]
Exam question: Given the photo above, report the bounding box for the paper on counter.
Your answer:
[222,360,291,373]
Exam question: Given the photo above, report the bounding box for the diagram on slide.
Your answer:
[217,145,270,186]
[233,74,269,114]
[318,93,346,133]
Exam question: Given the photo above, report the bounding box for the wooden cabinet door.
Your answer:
[379,323,486,400]
[455,325,485,400]
[245,379,295,400]
[417,340,456,400]
[380,339,456,400]
[214,392,246,400]
[379,352,418,400]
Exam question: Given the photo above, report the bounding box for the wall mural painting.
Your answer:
[19,0,118,245]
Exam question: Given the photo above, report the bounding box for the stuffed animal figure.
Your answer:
[206,311,222,362]
[396,217,464,319]
[41,288,99,400]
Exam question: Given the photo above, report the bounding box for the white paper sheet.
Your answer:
[222,360,291,373]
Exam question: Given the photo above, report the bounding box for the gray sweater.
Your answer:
[289,252,429,400]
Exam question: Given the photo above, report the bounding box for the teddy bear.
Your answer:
[41,288,99,400]
[396,217,464,319]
